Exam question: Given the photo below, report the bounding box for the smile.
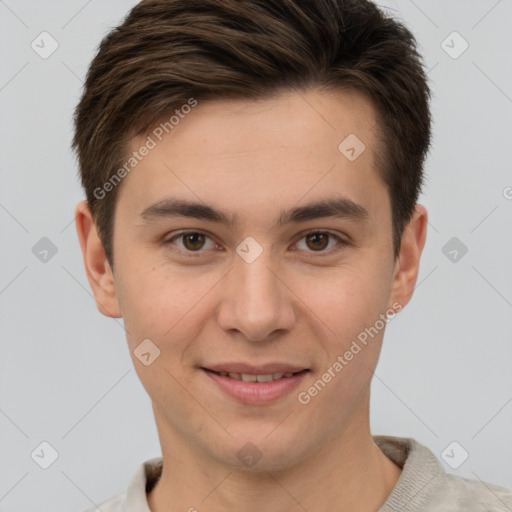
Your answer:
[210,370,298,382]
[202,368,309,404]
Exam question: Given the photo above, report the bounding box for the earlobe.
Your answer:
[389,205,428,310]
[74,200,122,318]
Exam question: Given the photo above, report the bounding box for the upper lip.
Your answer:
[203,363,308,375]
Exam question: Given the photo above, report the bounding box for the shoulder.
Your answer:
[374,435,512,511]
[430,472,512,510]
[78,456,162,512]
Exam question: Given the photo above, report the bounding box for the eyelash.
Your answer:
[163,229,348,258]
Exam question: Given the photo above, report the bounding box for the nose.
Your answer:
[215,246,296,342]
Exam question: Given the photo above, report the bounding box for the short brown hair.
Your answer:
[72,0,431,268]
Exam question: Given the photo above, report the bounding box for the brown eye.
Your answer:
[165,231,217,254]
[305,232,329,251]
[295,231,345,255]
[181,232,206,251]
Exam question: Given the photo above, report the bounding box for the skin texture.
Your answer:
[75,88,427,512]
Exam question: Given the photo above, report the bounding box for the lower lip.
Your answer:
[202,369,309,405]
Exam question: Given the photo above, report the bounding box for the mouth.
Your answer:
[200,366,310,404]
[203,368,308,382]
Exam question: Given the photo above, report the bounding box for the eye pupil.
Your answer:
[183,233,205,250]
[306,233,329,251]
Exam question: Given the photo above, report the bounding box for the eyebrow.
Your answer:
[138,196,369,227]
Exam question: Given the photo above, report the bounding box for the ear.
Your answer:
[74,200,122,318]
[389,204,428,310]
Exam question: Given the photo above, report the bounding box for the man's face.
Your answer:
[106,88,403,470]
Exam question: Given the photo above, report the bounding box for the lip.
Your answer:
[202,367,309,405]
[204,362,308,375]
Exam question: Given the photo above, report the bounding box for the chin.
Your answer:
[216,431,308,473]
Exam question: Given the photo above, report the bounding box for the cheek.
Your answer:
[116,259,215,351]
[116,263,212,409]
[294,269,390,419]
[305,263,392,342]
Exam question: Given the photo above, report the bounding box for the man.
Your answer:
[73,0,512,510]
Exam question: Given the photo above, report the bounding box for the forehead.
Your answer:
[118,88,384,219]
[137,87,377,156]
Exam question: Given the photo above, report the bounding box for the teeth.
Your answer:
[218,371,297,381]
[256,374,273,382]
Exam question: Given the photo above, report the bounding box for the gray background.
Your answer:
[1,1,511,511]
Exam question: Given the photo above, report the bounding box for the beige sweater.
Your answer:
[83,436,512,511]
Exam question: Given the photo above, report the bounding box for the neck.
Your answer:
[147,402,402,512]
